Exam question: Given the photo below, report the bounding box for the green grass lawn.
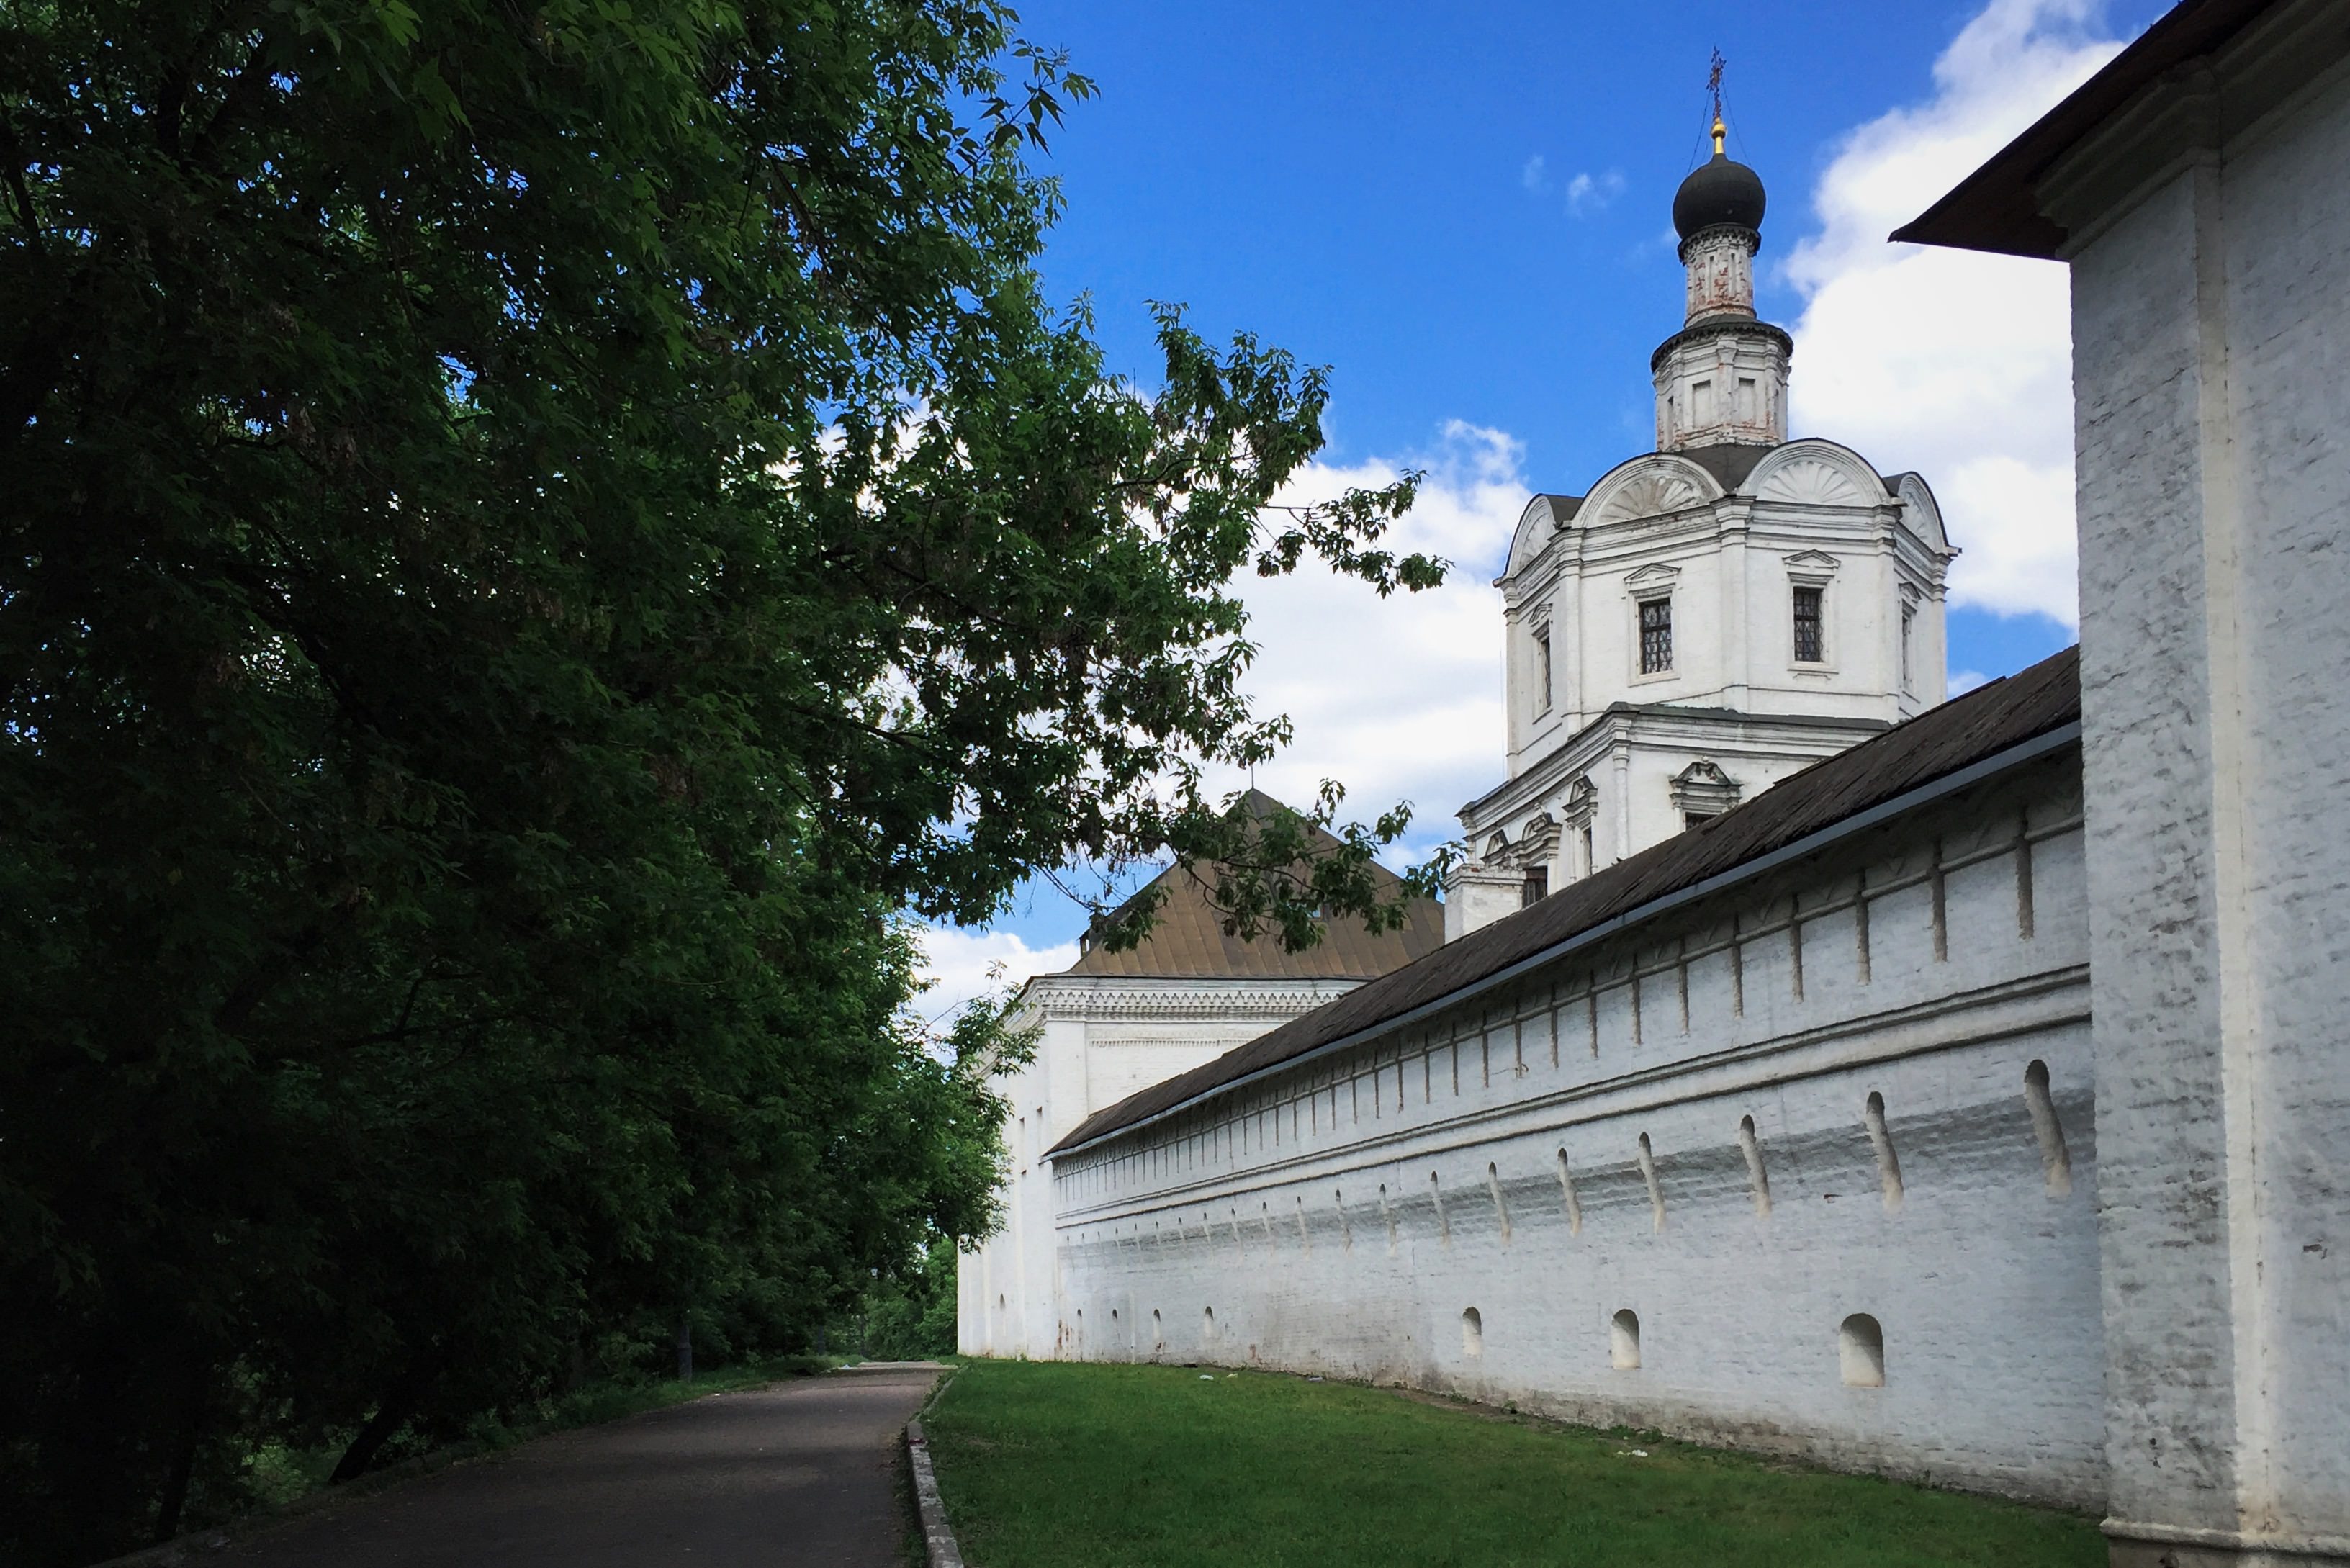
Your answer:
[923,1361,2104,1568]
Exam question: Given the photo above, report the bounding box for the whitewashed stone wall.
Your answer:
[2050,20,2350,1560]
[960,975,1367,1361]
[1048,760,2102,1507]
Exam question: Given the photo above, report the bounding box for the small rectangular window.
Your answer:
[1579,824,1595,876]
[1684,812,1714,832]
[1793,585,1824,663]
[1521,868,1549,906]
[1639,597,1673,675]
[1535,629,1553,715]
[1900,603,1914,692]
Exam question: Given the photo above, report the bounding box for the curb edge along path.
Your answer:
[904,1366,967,1568]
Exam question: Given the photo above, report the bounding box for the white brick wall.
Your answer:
[2056,30,2350,1558]
[1044,765,2105,1508]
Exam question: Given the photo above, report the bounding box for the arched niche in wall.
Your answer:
[1611,1309,1642,1371]
[1840,1314,1886,1388]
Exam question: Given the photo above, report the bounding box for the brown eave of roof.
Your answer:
[1051,646,2082,1155]
[1889,0,2277,258]
[1059,790,1444,981]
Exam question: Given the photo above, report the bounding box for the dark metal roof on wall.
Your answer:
[1052,647,2083,1155]
[1890,0,2284,258]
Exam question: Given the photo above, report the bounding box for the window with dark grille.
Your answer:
[1638,597,1673,674]
[1793,585,1824,662]
[1521,868,1549,906]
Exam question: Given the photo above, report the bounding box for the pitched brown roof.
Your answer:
[1053,648,2083,1154]
[1059,791,1445,981]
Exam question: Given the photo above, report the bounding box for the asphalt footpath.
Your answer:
[207,1364,944,1568]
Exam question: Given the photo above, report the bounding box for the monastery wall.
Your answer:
[1046,755,2105,1508]
[963,975,1368,1361]
[2057,34,2350,1555]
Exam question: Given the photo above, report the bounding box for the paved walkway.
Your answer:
[214,1365,943,1568]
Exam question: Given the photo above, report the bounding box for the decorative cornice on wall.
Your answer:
[1019,977,1360,1022]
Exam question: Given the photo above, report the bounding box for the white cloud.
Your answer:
[1949,669,1991,697]
[1521,154,1547,191]
[1217,420,1522,864]
[911,926,1079,1025]
[1565,169,1626,217]
[1783,0,2133,628]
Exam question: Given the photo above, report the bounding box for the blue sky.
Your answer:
[917,0,2169,1011]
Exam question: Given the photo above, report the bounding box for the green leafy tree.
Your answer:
[0,1,1444,1559]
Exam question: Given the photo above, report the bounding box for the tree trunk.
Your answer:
[675,1316,693,1382]
[151,1369,207,1542]
[331,1357,439,1484]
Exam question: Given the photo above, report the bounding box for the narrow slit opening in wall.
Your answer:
[1487,1161,1512,1245]
[1731,917,1745,1015]
[1431,1171,1450,1244]
[2025,1059,2073,1195]
[1930,841,1948,960]
[1739,1114,1772,1218]
[2016,809,2038,940]
[1556,1148,1583,1235]
[1789,895,1804,1001]
[1153,1309,1163,1352]
[1840,1313,1885,1387]
[1865,1091,1905,1212]
[1855,868,1873,984]
[1637,1132,1665,1231]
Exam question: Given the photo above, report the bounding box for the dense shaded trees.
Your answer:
[0,1,1443,1559]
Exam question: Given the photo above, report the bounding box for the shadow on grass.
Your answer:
[924,1361,2104,1568]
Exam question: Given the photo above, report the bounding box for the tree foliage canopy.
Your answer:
[0,0,1444,1558]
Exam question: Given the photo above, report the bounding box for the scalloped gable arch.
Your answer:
[1505,495,1578,578]
[1893,472,1953,554]
[1742,438,1890,508]
[1577,451,1725,529]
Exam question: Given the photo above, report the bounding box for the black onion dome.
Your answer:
[1673,152,1767,240]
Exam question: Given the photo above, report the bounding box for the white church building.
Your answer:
[965,1,2350,1562]
[1451,122,1954,937]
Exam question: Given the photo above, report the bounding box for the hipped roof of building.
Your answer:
[1055,790,1445,982]
[1052,647,2083,1156]
[1890,0,2282,258]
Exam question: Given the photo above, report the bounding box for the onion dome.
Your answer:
[1673,148,1767,240]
